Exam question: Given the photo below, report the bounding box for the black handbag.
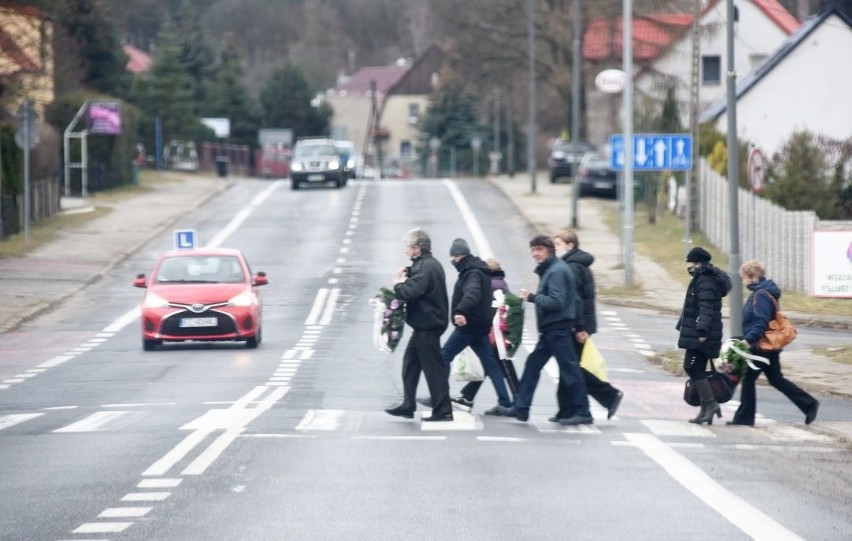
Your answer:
[683,365,735,406]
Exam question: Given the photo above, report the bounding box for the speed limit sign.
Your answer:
[747,147,766,193]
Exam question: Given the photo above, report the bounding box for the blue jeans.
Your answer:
[514,329,590,416]
[441,329,513,407]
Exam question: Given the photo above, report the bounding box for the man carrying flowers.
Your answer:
[385,229,452,422]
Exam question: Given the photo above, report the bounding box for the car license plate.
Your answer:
[180,317,217,328]
[594,181,612,189]
[307,174,324,181]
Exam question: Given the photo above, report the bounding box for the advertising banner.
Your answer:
[89,100,122,134]
[812,230,852,297]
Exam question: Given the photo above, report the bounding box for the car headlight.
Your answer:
[552,151,565,159]
[329,160,340,169]
[347,159,355,168]
[228,290,254,307]
[291,162,303,172]
[143,292,170,308]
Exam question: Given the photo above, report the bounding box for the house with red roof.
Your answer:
[583,0,800,145]
[325,45,446,174]
[699,2,852,154]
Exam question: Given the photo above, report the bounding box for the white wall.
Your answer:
[713,14,852,154]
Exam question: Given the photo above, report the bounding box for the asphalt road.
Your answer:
[0,178,850,541]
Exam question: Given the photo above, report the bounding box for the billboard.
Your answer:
[88,100,121,134]
[812,230,852,297]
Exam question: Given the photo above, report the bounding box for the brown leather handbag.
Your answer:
[754,290,797,351]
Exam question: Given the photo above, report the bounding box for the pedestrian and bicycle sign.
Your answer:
[173,230,198,250]
[609,133,692,171]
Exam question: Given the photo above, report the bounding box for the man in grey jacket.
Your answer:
[503,235,592,425]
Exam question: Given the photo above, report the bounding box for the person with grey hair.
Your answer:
[385,229,453,421]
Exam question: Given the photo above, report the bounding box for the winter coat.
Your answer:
[528,255,577,332]
[676,263,732,357]
[562,248,597,334]
[742,278,782,350]
[394,250,449,333]
[451,255,494,335]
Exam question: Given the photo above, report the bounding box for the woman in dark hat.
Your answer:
[676,247,732,424]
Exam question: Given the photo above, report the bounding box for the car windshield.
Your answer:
[295,144,336,158]
[155,255,245,284]
[555,142,592,154]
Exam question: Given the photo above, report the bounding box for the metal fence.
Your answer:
[696,159,852,294]
[0,176,61,240]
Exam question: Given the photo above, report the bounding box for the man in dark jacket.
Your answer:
[385,229,452,421]
[441,239,513,414]
[552,230,624,423]
[677,246,732,424]
[503,235,592,425]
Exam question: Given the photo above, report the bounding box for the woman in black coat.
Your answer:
[676,247,731,424]
[729,260,819,426]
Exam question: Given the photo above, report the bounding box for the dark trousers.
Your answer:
[514,329,590,416]
[556,338,620,417]
[401,329,451,416]
[441,329,512,407]
[733,350,817,424]
[683,348,711,380]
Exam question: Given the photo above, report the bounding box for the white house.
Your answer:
[583,0,800,145]
[699,3,852,154]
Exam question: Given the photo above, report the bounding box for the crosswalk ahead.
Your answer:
[0,404,836,449]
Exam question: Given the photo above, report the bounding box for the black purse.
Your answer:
[683,364,735,406]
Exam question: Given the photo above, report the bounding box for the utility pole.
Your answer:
[493,86,500,175]
[370,80,384,179]
[527,0,537,193]
[507,83,515,177]
[726,0,743,335]
[622,0,635,287]
[684,0,701,255]
[570,0,582,228]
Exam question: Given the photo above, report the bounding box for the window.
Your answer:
[400,140,412,158]
[408,103,420,124]
[702,55,721,85]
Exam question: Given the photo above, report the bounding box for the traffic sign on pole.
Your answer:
[747,146,766,193]
[610,133,692,171]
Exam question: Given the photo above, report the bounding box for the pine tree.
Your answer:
[206,35,261,149]
[145,16,197,141]
[175,0,215,114]
[258,63,331,138]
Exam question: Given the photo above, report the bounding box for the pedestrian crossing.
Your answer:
[0,404,836,447]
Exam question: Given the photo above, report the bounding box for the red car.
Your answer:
[133,248,268,350]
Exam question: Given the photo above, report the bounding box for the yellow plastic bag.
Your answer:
[580,337,608,382]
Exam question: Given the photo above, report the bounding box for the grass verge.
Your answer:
[600,202,852,317]
[813,344,852,365]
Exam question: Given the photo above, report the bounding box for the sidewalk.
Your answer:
[0,172,848,441]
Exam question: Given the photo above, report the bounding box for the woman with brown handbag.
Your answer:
[728,260,820,426]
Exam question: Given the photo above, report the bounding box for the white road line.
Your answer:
[143,430,211,476]
[72,522,132,534]
[305,288,330,325]
[641,420,716,438]
[319,288,340,325]
[625,433,806,541]
[350,436,447,441]
[99,507,152,518]
[121,492,170,502]
[0,413,44,430]
[476,436,529,442]
[442,179,493,258]
[182,430,242,475]
[37,355,74,368]
[137,478,182,488]
[102,306,141,334]
[53,411,147,433]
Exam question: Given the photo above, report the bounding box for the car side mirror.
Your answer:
[254,272,269,286]
[133,273,147,288]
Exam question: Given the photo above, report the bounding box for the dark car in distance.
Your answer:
[548,140,594,183]
[290,138,347,190]
[577,153,619,198]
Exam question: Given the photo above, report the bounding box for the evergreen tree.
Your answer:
[144,16,197,141]
[417,81,483,172]
[258,63,331,138]
[175,0,215,114]
[53,0,131,97]
[765,131,838,219]
[206,36,261,149]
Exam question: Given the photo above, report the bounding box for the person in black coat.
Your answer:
[385,229,452,421]
[676,247,732,424]
[552,230,624,422]
[729,260,819,426]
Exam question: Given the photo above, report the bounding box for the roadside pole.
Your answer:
[622,0,634,287]
[527,0,537,194]
[726,0,742,335]
[570,0,582,228]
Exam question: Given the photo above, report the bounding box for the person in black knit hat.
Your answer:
[676,246,732,424]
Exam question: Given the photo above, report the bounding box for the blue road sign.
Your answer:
[173,229,198,250]
[610,134,692,171]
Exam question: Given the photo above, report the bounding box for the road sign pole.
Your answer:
[726,0,742,335]
[23,98,31,244]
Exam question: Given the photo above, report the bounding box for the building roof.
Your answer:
[699,3,852,123]
[123,44,151,75]
[334,64,410,99]
[584,0,800,63]
[583,14,693,63]
[0,2,46,73]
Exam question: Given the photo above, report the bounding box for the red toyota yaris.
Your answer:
[133,248,268,351]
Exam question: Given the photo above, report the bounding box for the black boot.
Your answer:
[689,379,721,425]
